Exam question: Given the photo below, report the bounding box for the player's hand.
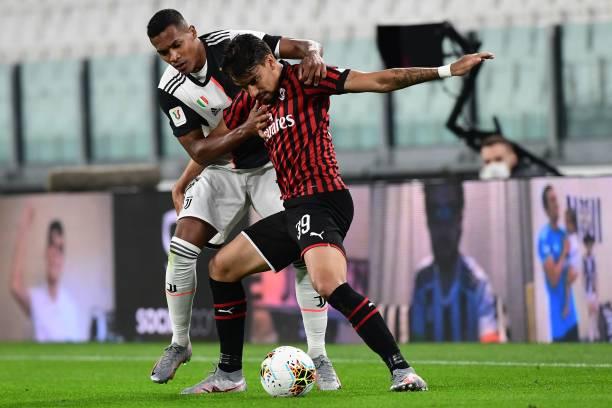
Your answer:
[171,184,185,215]
[298,51,327,86]
[450,52,495,76]
[244,101,270,139]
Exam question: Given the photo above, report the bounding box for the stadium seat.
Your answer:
[327,38,383,150]
[563,21,612,139]
[21,60,82,164]
[90,54,155,162]
[477,26,550,142]
[0,65,13,166]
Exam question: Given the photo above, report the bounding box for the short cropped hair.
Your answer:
[47,220,64,247]
[481,135,515,151]
[542,185,553,211]
[222,34,273,80]
[147,9,187,38]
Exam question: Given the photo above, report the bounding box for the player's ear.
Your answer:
[188,25,197,38]
[266,53,275,68]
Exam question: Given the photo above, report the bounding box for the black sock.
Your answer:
[209,277,247,372]
[328,283,409,372]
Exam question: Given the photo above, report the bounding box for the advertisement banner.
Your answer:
[113,186,371,344]
[113,192,220,341]
[0,193,114,342]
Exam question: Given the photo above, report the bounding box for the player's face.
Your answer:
[150,24,202,74]
[545,189,559,222]
[428,214,462,263]
[480,143,517,169]
[46,231,65,285]
[236,55,280,104]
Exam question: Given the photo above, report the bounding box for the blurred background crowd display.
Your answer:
[0,0,611,344]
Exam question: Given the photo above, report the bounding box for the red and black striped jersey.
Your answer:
[224,62,350,200]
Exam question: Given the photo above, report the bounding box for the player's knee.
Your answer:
[208,254,234,282]
[310,277,342,299]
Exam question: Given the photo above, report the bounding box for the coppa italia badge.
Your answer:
[197,95,208,109]
[169,106,186,126]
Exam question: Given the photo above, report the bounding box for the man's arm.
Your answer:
[278,38,326,86]
[10,206,33,317]
[542,239,568,287]
[343,52,494,93]
[177,102,269,166]
[171,159,204,215]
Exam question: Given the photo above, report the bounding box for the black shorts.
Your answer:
[242,189,354,271]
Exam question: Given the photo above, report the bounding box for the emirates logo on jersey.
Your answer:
[262,114,295,141]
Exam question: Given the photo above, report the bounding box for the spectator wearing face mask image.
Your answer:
[479,135,548,179]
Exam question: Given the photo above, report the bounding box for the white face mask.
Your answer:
[479,162,511,180]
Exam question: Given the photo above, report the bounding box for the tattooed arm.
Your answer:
[343,52,494,93]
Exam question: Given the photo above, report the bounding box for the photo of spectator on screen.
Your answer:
[410,182,500,342]
[10,206,86,342]
[536,185,579,342]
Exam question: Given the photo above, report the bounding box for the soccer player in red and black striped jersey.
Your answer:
[206,34,494,392]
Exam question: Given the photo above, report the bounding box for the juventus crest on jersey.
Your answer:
[157,29,281,169]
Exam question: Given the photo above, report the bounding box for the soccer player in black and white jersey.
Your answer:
[146,10,341,392]
[202,34,494,392]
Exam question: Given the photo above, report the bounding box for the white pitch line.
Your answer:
[0,355,611,368]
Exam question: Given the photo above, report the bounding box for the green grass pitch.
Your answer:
[1,343,611,407]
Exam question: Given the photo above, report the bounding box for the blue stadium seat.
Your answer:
[21,60,82,164]
[0,65,12,166]
[90,54,155,162]
[394,38,461,147]
[477,26,550,142]
[563,22,612,139]
[327,37,383,150]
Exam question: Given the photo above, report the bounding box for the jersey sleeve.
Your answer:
[227,30,282,58]
[223,90,255,130]
[158,89,206,137]
[537,229,551,263]
[303,66,351,96]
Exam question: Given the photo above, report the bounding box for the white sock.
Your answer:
[167,237,200,347]
[294,262,328,358]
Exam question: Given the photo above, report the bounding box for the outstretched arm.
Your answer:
[278,38,326,85]
[343,52,495,93]
[10,206,34,317]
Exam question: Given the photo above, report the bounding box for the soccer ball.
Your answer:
[260,346,317,397]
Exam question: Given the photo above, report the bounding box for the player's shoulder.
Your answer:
[461,255,489,284]
[537,223,552,241]
[200,30,232,46]
[158,64,185,94]
[413,256,435,286]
